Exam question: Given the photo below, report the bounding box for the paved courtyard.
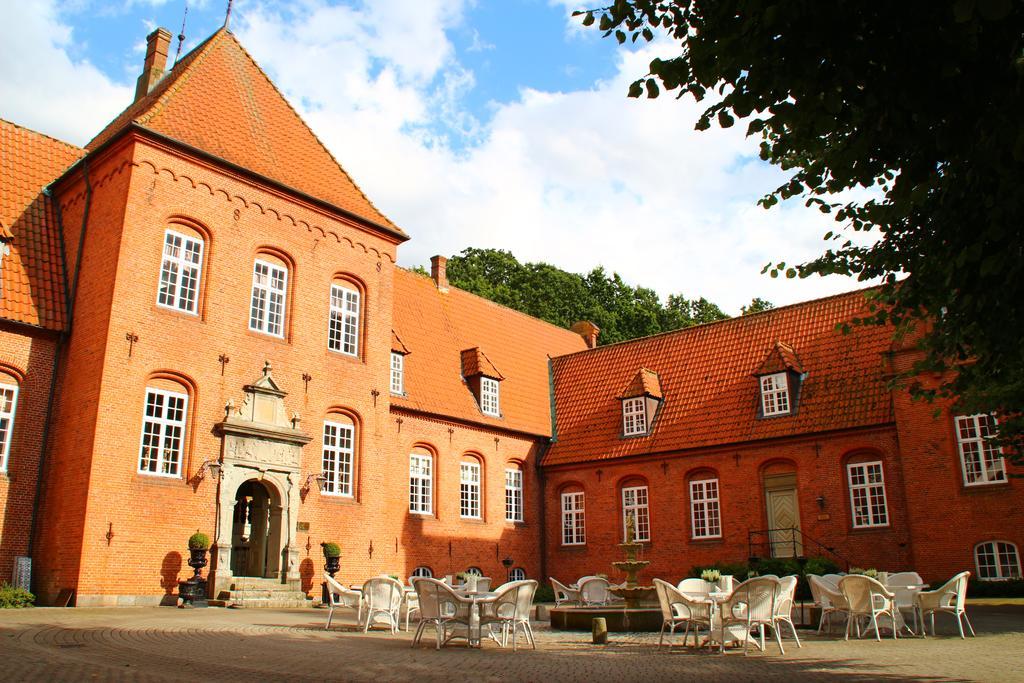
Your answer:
[0,603,1022,682]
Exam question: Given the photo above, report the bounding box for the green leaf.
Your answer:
[645,78,660,98]
[628,81,644,98]
[582,11,595,27]
[718,111,735,128]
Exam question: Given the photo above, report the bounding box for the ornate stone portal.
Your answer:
[210,362,311,598]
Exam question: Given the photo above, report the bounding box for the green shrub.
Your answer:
[0,583,34,608]
[967,579,1024,598]
[534,584,555,603]
[321,542,341,558]
[187,532,210,550]
[690,556,841,601]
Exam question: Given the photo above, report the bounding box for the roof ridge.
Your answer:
[135,29,228,128]
[221,31,398,231]
[551,283,883,362]
[0,118,83,153]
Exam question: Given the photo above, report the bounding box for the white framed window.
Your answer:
[409,453,433,514]
[249,259,287,337]
[412,566,433,578]
[322,420,354,497]
[760,372,790,416]
[510,567,526,581]
[390,352,404,395]
[847,461,889,528]
[505,467,524,522]
[690,478,721,539]
[460,461,482,519]
[465,566,483,576]
[622,397,647,436]
[621,485,651,542]
[480,377,500,416]
[138,387,188,477]
[157,229,203,314]
[955,414,1006,486]
[0,383,18,472]
[561,491,585,545]
[975,541,1021,581]
[328,283,360,356]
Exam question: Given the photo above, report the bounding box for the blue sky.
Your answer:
[0,1,872,313]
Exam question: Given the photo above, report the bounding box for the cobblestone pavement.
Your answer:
[1,604,1022,682]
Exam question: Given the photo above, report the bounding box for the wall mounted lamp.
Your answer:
[304,472,328,494]
[816,495,826,510]
[197,458,222,480]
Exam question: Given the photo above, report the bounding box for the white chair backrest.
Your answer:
[363,576,404,611]
[490,579,536,620]
[822,573,844,586]
[678,578,711,595]
[653,578,674,619]
[577,575,596,585]
[839,575,892,613]
[807,574,831,608]
[413,577,464,619]
[937,571,971,611]
[476,577,492,592]
[887,571,923,587]
[550,577,575,598]
[724,577,777,623]
[717,575,735,593]
[655,577,709,621]
[579,576,611,603]
[775,575,798,616]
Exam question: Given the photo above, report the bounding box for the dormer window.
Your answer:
[760,373,790,416]
[481,377,500,416]
[618,368,662,437]
[390,330,410,397]
[622,397,647,436]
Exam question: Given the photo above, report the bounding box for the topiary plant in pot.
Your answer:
[321,542,341,578]
[180,531,211,608]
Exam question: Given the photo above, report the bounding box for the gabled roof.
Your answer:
[391,269,588,436]
[87,29,404,239]
[619,368,662,400]
[545,287,893,466]
[461,347,503,380]
[0,119,82,330]
[753,341,804,376]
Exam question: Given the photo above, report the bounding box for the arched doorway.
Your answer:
[230,479,284,578]
[762,462,803,558]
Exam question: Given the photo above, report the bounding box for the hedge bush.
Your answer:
[689,556,841,601]
[967,579,1024,598]
[0,583,34,608]
[533,583,555,604]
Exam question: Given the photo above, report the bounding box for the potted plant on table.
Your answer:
[179,531,211,608]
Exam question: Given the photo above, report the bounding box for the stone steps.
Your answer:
[217,576,312,608]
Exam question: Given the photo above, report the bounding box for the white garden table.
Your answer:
[452,589,499,648]
[682,591,755,653]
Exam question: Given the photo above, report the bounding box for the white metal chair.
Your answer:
[822,573,844,586]
[550,577,581,606]
[579,576,612,606]
[839,575,899,641]
[720,576,784,655]
[410,577,473,649]
[915,571,975,639]
[886,571,924,634]
[361,576,404,634]
[677,578,712,595]
[478,579,538,650]
[772,575,802,648]
[808,574,849,634]
[324,574,363,630]
[403,587,420,631]
[653,578,712,649]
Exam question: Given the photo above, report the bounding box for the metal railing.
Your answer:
[747,527,851,570]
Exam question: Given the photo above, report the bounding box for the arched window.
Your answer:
[409,447,433,514]
[460,455,483,519]
[411,566,433,578]
[620,479,650,542]
[138,379,189,478]
[157,225,205,314]
[975,541,1021,581]
[689,471,721,539]
[510,567,526,581]
[0,374,19,472]
[322,413,357,497]
[505,463,524,523]
[249,252,289,337]
[560,485,585,546]
[465,566,483,577]
[328,278,361,357]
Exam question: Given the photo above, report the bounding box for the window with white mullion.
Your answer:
[157,229,203,313]
[460,461,481,518]
[760,372,790,416]
[390,352,404,395]
[561,492,585,545]
[249,259,287,337]
[622,397,647,436]
[621,485,651,542]
[955,414,1006,486]
[690,478,721,539]
[505,468,523,522]
[975,541,1021,581]
[409,454,432,514]
[322,420,354,497]
[0,383,18,472]
[138,388,188,477]
[480,377,500,416]
[847,462,889,528]
[328,284,360,356]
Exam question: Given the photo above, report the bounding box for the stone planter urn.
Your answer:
[179,547,209,608]
[320,542,341,606]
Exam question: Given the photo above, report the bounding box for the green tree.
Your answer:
[577,1,1024,456]
[741,298,774,316]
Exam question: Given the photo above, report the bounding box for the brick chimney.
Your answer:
[430,255,449,292]
[571,321,600,349]
[135,28,173,102]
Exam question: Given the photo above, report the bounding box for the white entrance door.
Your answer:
[766,488,803,558]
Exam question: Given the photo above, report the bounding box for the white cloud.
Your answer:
[0,1,131,145]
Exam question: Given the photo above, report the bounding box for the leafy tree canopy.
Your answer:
[577,1,1024,455]
[438,248,732,345]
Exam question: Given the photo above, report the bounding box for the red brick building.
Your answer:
[0,27,1019,606]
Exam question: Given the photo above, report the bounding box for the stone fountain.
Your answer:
[608,513,657,609]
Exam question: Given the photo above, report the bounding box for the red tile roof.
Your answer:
[545,288,893,466]
[754,341,804,375]
[460,347,503,380]
[619,368,662,400]
[391,269,588,435]
[0,119,82,330]
[391,330,410,355]
[88,29,403,238]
